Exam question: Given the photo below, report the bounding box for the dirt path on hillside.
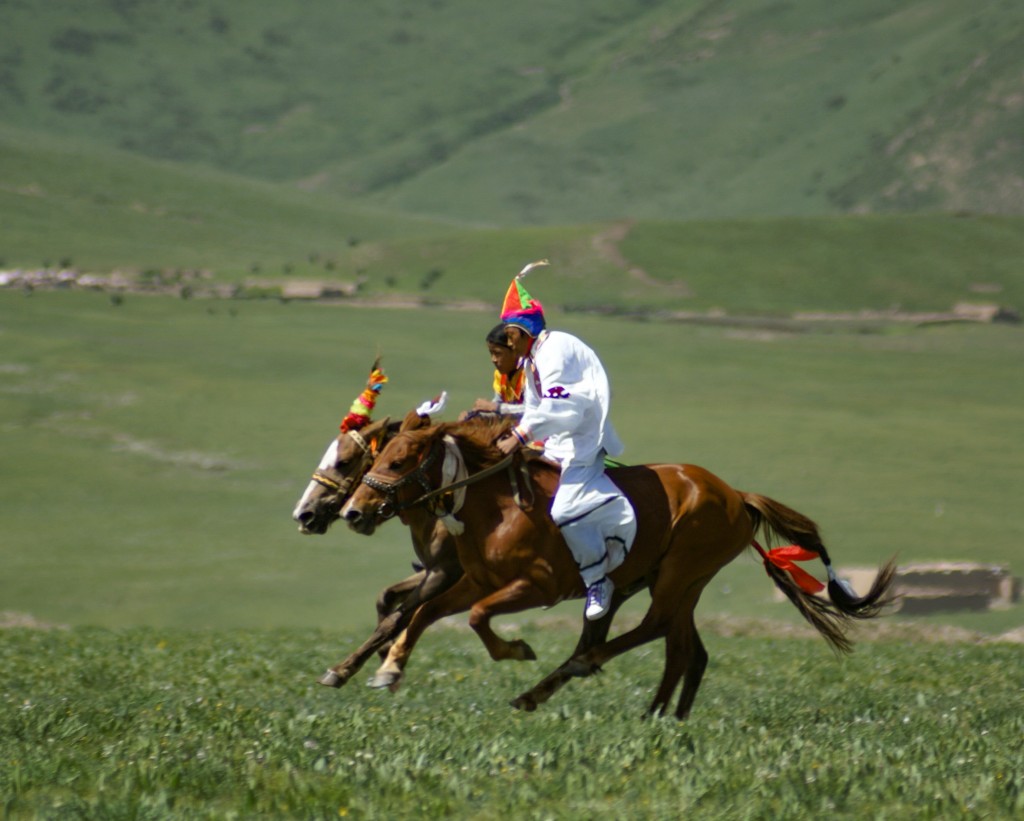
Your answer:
[590,219,692,297]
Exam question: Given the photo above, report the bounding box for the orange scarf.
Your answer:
[493,368,525,404]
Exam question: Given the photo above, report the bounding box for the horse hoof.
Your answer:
[368,670,400,690]
[318,670,345,688]
[510,695,537,712]
[564,659,592,678]
[511,640,537,661]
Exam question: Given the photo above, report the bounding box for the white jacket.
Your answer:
[516,330,624,467]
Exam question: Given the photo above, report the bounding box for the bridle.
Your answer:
[309,429,380,499]
[361,436,446,521]
[358,433,533,525]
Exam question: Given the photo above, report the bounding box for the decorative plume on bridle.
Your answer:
[500,259,549,338]
[340,357,388,433]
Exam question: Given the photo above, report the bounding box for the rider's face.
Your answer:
[504,327,532,360]
[488,342,518,376]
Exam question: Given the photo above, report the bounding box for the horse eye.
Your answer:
[389,460,403,471]
[336,458,351,469]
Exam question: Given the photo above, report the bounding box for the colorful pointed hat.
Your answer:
[500,259,548,338]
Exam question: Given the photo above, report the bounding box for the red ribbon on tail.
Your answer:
[752,541,825,594]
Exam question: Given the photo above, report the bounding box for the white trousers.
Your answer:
[550,457,637,587]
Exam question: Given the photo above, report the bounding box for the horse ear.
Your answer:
[400,409,430,432]
[361,415,390,436]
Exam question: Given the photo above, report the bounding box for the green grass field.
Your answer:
[2,626,1022,819]
[2,290,1022,634]
[4,3,1024,816]
[3,288,1022,818]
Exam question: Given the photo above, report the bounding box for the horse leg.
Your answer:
[371,520,463,662]
[560,568,713,691]
[648,634,687,719]
[318,564,462,688]
[373,577,419,663]
[369,574,483,691]
[318,572,421,688]
[467,579,554,662]
[319,609,405,688]
[565,612,669,679]
[375,570,424,623]
[674,624,708,721]
[647,600,704,718]
[512,604,673,714]
[510,587,632,712]
[377,555,463,659]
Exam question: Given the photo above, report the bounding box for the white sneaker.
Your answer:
[584,577,614,621]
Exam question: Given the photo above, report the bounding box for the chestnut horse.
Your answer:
[294,410,641,688]
[292,414,466,688]
[342,417,896,719]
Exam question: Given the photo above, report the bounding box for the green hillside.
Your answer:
[3,124,1023,314]
[0,123,446,276]
[1,0,1022,225]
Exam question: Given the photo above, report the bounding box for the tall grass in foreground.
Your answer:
[2,626,1022,819]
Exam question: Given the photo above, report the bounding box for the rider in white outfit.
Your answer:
[495,263,636,621]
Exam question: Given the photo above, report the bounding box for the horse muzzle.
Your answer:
[294,509,330,535]
[341,503,378,535]
[293,498,344,535]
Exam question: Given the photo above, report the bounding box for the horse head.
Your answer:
[292,415,393,534]
[292,358,393,535]
[341,412,442,536]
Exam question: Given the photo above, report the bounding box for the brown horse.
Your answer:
[293,397,638,689]
[292,411,466,688]
[342,417,897,719]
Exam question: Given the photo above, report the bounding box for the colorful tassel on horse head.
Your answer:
[340,358,388,433]
[752,540,825,594]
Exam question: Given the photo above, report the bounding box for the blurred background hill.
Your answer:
[2,0,1023,312]
[2,0,1023,226]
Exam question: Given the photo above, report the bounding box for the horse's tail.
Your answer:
[742,492,898,654]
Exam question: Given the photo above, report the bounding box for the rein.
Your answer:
[361,438,533,523]
[309,429,378,496]
[362,437,444,516]
[407,451,516,509]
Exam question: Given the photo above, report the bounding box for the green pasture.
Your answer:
[2,627,1022,819]
[619,214,1024,314]
[1,290,1022,635]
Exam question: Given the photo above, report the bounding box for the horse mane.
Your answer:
[438,417,514,471]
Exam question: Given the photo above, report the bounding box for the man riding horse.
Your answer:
[494,261,636,621]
